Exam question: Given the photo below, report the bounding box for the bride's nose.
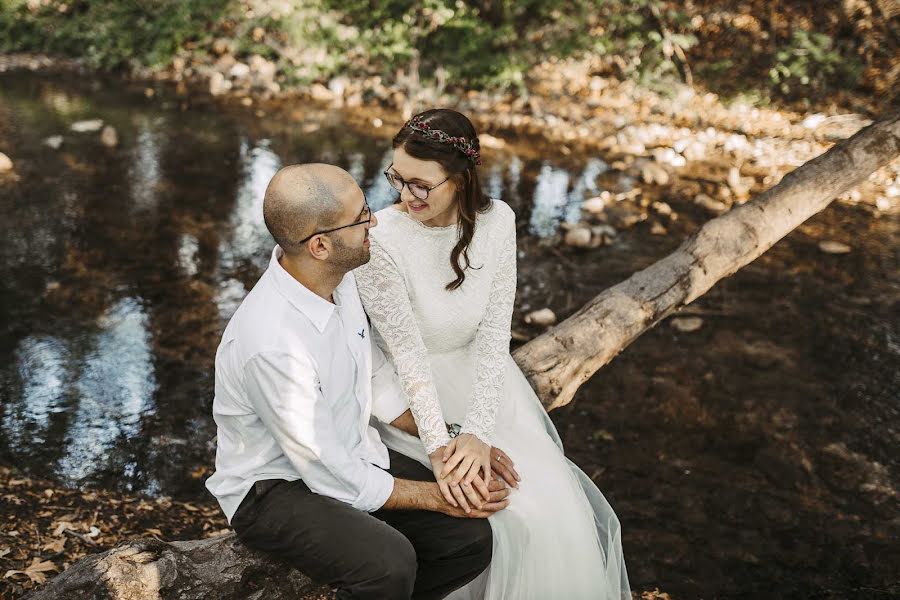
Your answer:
[399,184,417,204]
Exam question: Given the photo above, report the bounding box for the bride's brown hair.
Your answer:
[393,108,491,291]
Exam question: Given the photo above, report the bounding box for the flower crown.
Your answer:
[405,116,482,166]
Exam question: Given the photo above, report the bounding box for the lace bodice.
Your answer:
[355,200,517,454]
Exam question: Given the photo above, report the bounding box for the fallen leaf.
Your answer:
[42,538,66,553]
[4,557,58,584]
[52,521,75,537]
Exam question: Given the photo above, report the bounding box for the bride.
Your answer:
[355,108,630,599]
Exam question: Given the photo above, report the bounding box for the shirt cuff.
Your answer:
[354,464,395,512]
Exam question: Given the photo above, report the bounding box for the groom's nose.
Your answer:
[368,211,378,229]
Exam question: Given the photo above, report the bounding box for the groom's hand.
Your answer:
[435,478,511,519]
[490,447,520,490]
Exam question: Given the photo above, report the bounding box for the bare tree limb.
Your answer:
[513,110,900,410]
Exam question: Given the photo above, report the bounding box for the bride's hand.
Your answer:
[429,446,469,512]
[441,434,492,505]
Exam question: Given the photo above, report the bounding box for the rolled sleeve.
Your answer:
[244,351,394,512]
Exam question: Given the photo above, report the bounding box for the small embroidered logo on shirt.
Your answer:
[358,329,366,339]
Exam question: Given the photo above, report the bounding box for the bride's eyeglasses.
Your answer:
[297,196,372,244]
[384,166,449,200]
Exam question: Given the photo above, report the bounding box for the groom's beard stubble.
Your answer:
[331,236,370,271]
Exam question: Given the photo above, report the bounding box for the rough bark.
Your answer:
[513,110,900,410]
[25,110,900,598]
[23,534,332,600]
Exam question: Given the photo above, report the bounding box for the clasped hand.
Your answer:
[429,433,520,514]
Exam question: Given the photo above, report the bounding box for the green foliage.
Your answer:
[0,0,229,69]
[0,0,873,102]
[768,29,862,98]
[595,0,697,88]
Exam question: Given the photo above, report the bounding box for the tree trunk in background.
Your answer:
[26,112,900,598]
[513,110,900,410]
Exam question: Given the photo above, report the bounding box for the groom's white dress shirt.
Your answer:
[206,246,409,524]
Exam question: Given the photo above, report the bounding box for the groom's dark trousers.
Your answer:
[231,449,493,599]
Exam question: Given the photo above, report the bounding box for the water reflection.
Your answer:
[223,139,281,269]
[58,297,155,481]
[2,336,69,447]
[129,116,164,214]
[364,147,398,211]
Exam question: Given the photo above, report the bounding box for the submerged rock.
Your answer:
[43,135,64,149]
[100,126,118,148]
[70,119,103,133]
[524,308,557,327]
[671,316,703,332]
[818,241,852,254]
[0,152,13,173]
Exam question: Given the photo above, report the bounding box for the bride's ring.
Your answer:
[495,455,503,462]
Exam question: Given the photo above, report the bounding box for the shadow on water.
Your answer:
[0,73,897,598]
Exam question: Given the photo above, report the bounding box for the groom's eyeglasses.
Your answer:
[384,165,450,200]
[297,196,372,244]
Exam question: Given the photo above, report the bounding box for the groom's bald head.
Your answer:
[263,163,358,255]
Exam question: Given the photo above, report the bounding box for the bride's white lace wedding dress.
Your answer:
[356,200,630,599]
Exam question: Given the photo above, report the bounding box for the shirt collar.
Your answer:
[269,245,350,334]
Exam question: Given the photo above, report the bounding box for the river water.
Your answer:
[0,73,897,598]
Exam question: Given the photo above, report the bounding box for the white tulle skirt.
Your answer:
[374,346,630,600]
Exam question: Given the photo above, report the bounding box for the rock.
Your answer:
[479,133,506,149]
[328,76,349,98]
[100,125,118,148]
[70,119,104,133]
[875,196,890,211]
[651,201,673,216]
[818,241,852,254]
[524,308,557,327]
[209,72,231,96]
[640,161,670,186]
[24,534,330,600]
[0,152,12,173]
[309,83,333,102]
[801,113,827,129]
[43,135,64,149]
[650,221,668,235]
[694,193,728,213]
[670,316,703,332]
[564,226,594,248]
[582,194,608,214]
[212,37,232,56]
[250,55,277,83]
[590,224,617,246]
[229,62,251,79]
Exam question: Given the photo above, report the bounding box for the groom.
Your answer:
[205,163,515,599]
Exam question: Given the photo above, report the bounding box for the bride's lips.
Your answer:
[408,201,428,213]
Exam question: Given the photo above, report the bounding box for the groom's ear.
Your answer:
[306,235,331,261]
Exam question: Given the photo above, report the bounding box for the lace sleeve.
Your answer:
[462,220,517,446]
[356,238,450,454]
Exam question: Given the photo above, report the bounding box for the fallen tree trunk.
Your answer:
[26,110,900,599]
[513,110,900,410]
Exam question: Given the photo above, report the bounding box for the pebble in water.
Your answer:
[671,316,704,332]
[100,126,118,148]
[524,308,557,327]
[43,135,64,149]
[70,119,104,133]
[818,241,852,254]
